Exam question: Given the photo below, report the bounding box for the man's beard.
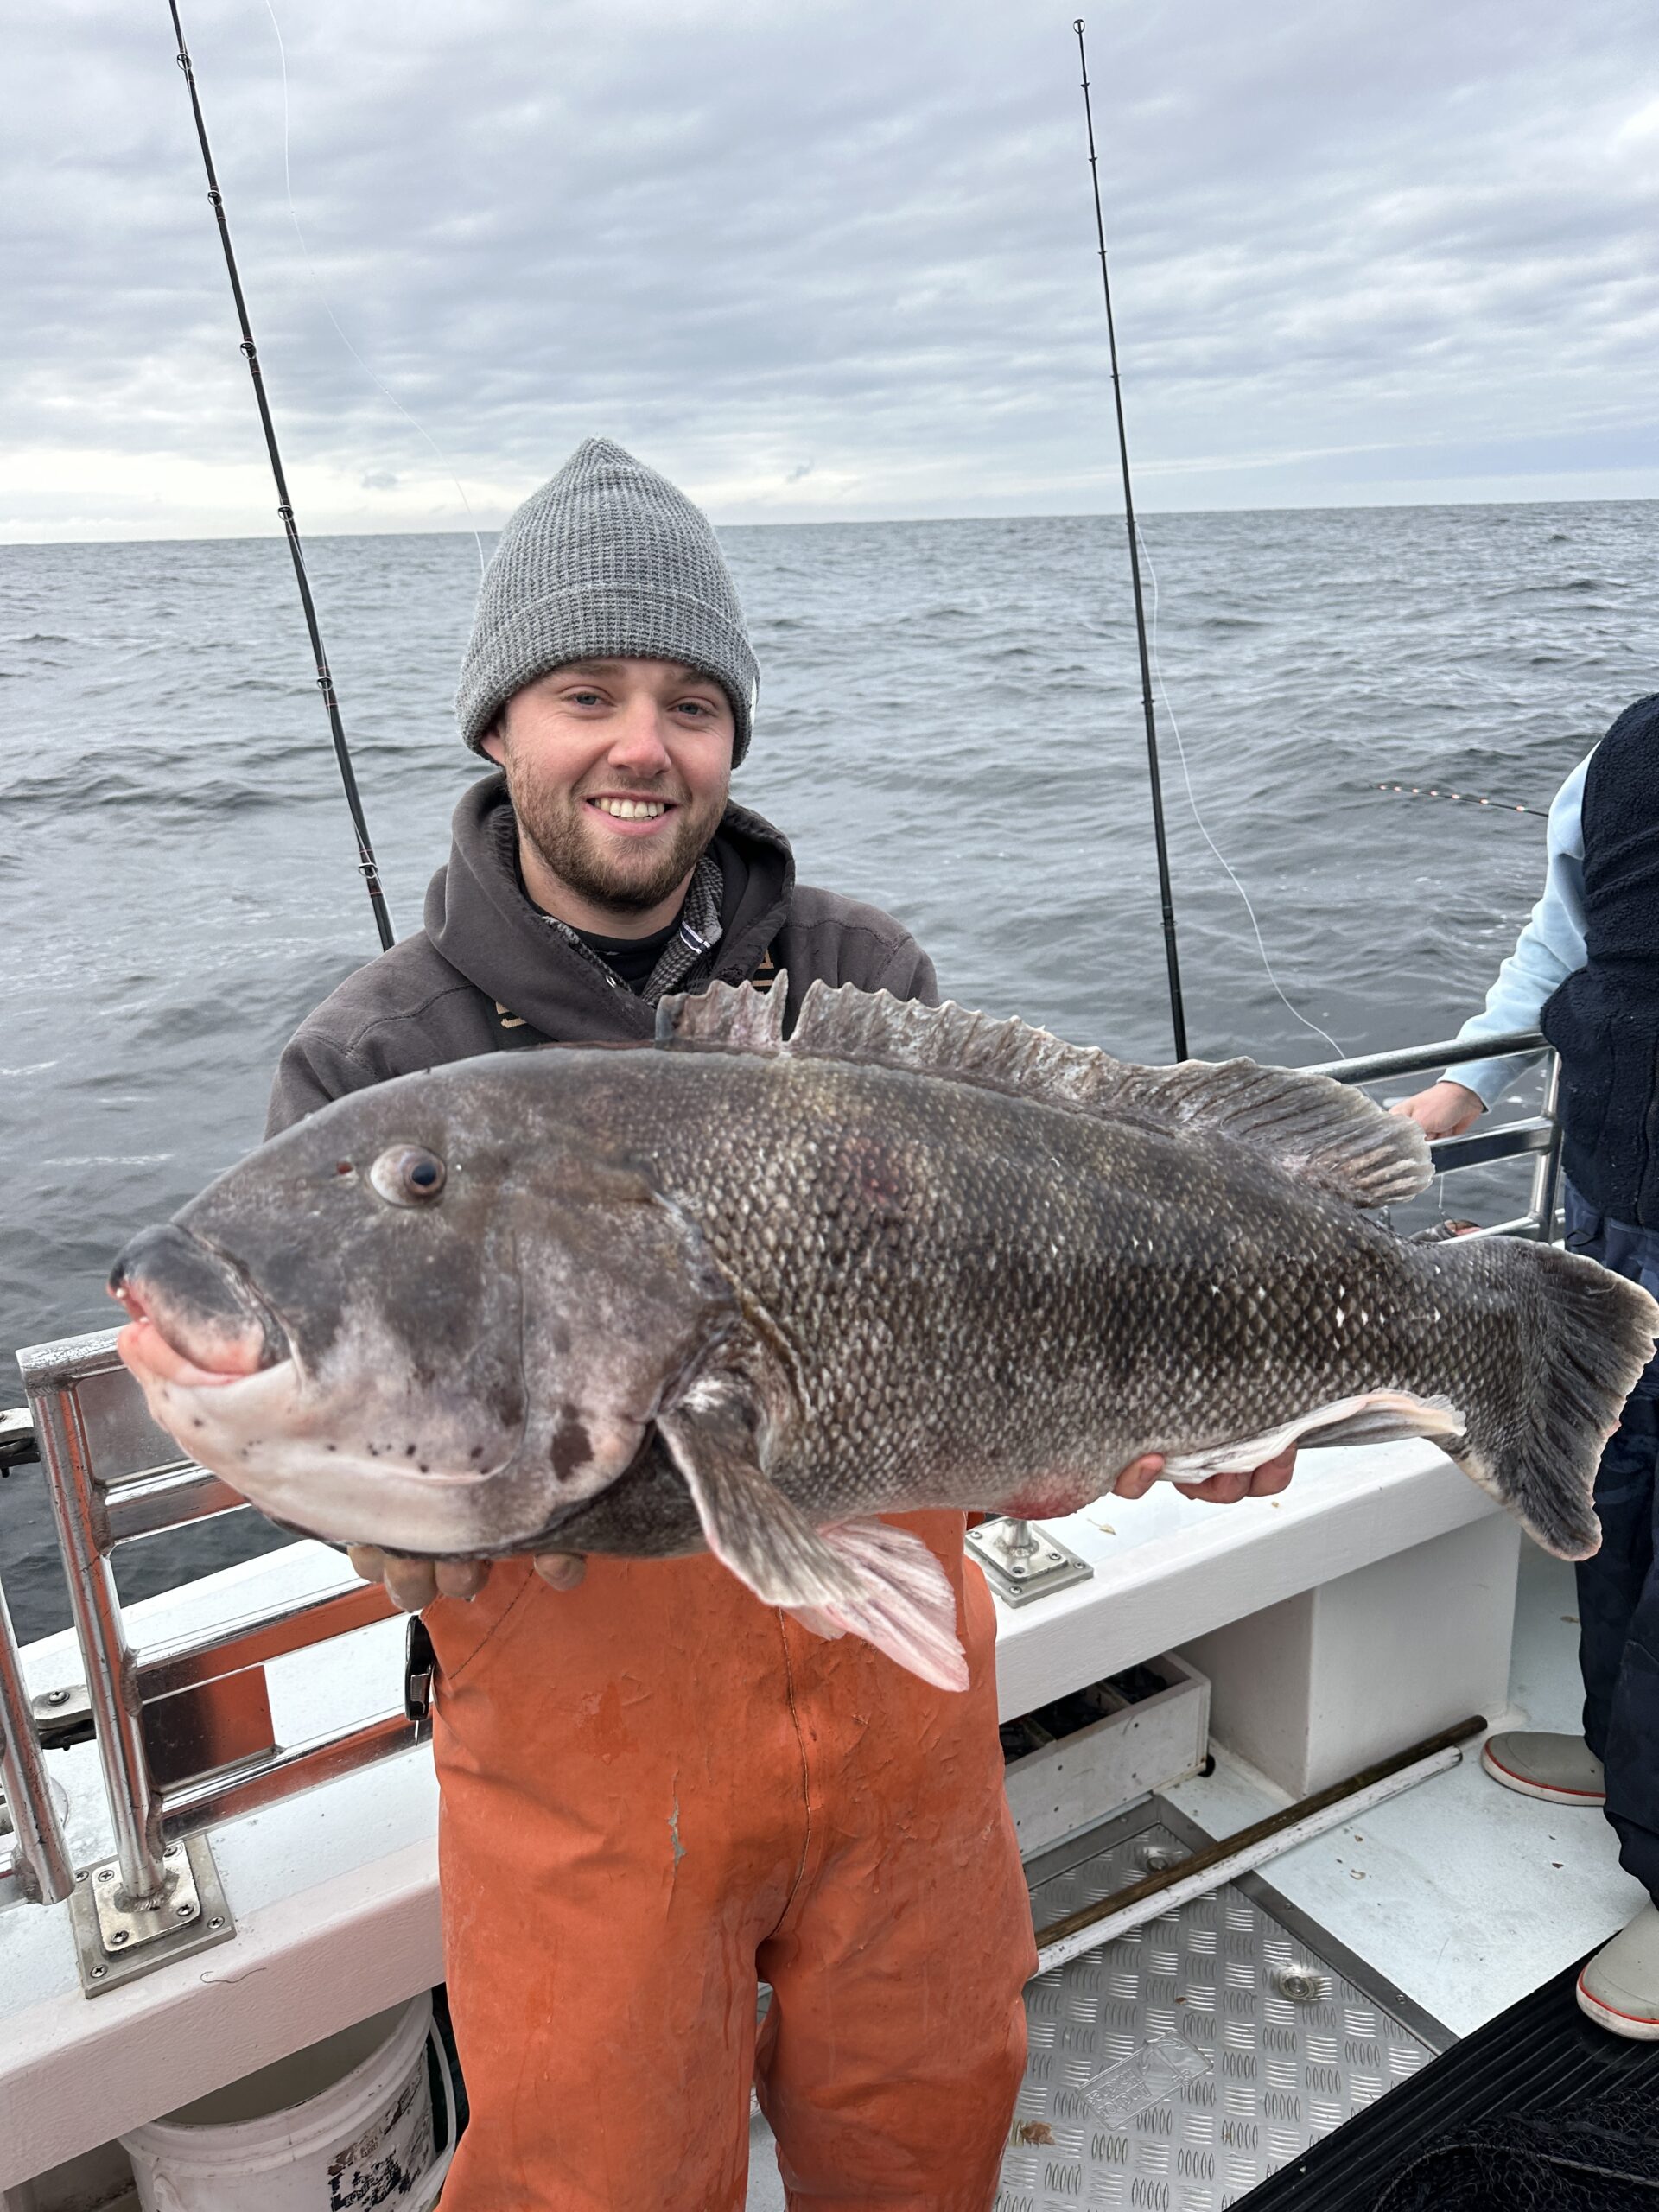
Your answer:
[501,758,725,918]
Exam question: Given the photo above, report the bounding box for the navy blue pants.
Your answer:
[1565,1184,1659,1904]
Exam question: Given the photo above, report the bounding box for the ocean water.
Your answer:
[2,501,1654,1641]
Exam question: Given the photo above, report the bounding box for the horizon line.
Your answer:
[3,486,1657,552]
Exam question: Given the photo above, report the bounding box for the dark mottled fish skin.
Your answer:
[529,1432,704,1557]
[523,1033,1637,1558]
[110,980,1659,1685]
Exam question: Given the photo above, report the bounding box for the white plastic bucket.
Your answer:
[121,1991,454,2212]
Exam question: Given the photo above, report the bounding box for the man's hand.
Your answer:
[346,1546,587,1612]
[1110,1446,1299,1504]
[1390,1079,1484,1140]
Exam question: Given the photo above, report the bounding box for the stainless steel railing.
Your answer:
[1,1567,75,1905]
[1,1027,1563,1915]
[1306,1027,1562,1241]
[3,1327,417,1915]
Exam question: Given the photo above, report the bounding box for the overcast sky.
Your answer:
[6,0,1656,539]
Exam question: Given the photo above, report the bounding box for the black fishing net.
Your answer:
[1368,2082,1659,2209]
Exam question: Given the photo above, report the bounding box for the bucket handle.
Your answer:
[407,2018,460,2212]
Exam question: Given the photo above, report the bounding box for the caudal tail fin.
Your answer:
[1450,1237,1659,1560]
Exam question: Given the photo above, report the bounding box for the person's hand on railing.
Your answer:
[1109,1446,1298,1505]
[1390,1079,1484,1139]
[346,1547,587,1612]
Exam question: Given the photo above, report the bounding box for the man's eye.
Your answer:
[570,690,602,706]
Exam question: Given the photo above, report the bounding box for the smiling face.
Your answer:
[481,657,735,935]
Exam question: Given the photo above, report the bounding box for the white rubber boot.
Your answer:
[1480,1731,1605,1806]
[1578,1904,1659,2039]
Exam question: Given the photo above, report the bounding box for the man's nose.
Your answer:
[605,697,675,775]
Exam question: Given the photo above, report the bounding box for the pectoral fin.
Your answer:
[656,1391,968,1690]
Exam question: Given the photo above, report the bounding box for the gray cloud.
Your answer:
[4,0,1656,538]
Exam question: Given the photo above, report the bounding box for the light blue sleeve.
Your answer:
[1444,753,1590,1106]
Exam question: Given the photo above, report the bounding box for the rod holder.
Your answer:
[967,1516,1094,1608]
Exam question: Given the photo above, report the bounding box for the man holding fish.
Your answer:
[111,442,1653,2207]
[257,438,1287,2210]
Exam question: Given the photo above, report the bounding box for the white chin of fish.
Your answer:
[136,1360,532,1555]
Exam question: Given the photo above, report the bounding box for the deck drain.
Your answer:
[1274,1964,1327,2003]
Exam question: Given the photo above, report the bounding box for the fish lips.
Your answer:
[109,1223,291,1381]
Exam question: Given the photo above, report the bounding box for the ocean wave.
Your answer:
[42,1154,175,1166]
[2,766,317,817]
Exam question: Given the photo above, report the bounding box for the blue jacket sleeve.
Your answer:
[1444,753,1591,1106]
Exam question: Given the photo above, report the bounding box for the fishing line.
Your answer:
[262,0,486,577]
[1135,524,1346,1061]
[1374,782,1548,817]
[168,0,395,951]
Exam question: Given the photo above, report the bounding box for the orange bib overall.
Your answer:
[425,1512,1035,2210]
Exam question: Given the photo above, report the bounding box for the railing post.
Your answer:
[30,1383,168,1908]
[1529,1052,1565,1242]
[0,1569,75,1905]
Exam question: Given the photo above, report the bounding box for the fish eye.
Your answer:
[369,1146,448,1207]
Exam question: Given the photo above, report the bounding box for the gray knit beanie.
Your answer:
[455,437,759,764]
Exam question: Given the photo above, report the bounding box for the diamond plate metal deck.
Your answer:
[1000,1810,1438,2210]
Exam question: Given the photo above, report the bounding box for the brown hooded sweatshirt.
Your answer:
[266,772,937,1134]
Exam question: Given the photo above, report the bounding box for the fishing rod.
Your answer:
[1074,17,1186,1061]
[168,0,395,952]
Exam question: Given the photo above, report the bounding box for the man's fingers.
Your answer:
[1174,1446,1300,1505]
[1249,1446,1298,1497]
[346,1544,387,1586]
[380,1556,441,1612]
[533,1551,587,1591]
[1111,1454,1165,1499]
[346,1546,484,1610]
[1173,1467,1251,1504]
[434,1558,491,1602]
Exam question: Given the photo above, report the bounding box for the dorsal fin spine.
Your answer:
[656,976,788,1053]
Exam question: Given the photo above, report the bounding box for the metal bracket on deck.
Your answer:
[967,1516,1094,1607]
[67,1832,235,1996]
[31,1680,94,1751]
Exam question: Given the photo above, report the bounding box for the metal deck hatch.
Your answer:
[999,1804,1447,2211]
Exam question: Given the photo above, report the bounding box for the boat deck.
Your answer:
[3,1507,1639,2209]
[744,1540,1645,2210]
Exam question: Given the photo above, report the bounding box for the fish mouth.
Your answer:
[109,1224,290,1389]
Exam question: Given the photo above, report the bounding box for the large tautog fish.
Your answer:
[111,979,1659,1688]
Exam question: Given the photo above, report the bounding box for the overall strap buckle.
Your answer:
[404,1615,436,1722]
